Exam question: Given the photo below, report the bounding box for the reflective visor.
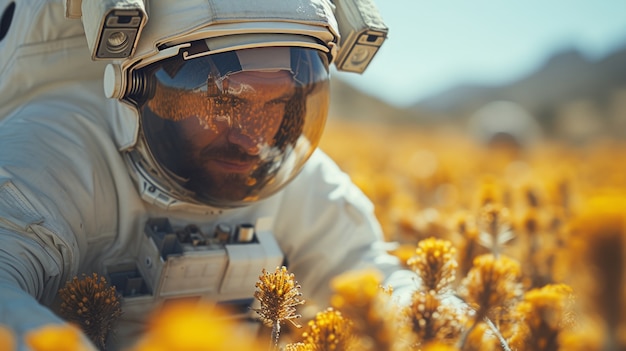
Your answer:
[131,46,330,208]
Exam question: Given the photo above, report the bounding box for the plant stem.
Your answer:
[457,318,478,350]
[269,320,281,351]
[484,317,512,351]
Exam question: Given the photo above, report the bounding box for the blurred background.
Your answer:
[327,0,626,143]
[321,0,626,229]
[318,6,626,337]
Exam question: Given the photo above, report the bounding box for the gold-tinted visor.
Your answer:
[133,46,330,208]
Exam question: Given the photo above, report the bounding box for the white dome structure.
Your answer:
[468,100,543,149]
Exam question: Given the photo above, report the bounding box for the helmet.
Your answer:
[80,0,386,210]
[125,44,329,208]
[101,0,338,210]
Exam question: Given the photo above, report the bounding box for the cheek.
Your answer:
[241,105,285,143]
[178,117,226,150]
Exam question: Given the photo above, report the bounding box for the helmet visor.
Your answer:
[133,46,330,208]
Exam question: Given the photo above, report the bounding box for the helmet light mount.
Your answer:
[65,0,387,73]
[334,0,388,73]
[65,0,147,60]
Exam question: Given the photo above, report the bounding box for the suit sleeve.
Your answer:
[0,99,114,350]
[0,181,97,351]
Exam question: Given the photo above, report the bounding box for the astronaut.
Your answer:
[0,0,415,349]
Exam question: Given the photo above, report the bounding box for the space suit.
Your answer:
[0,0,415,349]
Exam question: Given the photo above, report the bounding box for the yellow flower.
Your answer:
[457,220,487,278]
[421,341,460,351]
[458,254,522,321]
[329,269,383,311]
[508,284,576,351]
[0,325,15,351]
[25,324,90,351]
[284,342,314,351]
[558,322,603,351]
[329,269,396,351]
[407,237,458,294]
[403,290,463,345]
[477,203,515,257]
[130,300,263,351]
[477,175,501,206]
[301,307,355,351]
[567,195,625,334]
[390,243,417,268]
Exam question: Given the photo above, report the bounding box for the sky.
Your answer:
[332,0,626,107]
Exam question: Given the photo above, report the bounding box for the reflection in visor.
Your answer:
[133,46,329,207]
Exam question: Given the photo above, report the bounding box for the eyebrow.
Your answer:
[272,89,296,101]
[219,87,295,103]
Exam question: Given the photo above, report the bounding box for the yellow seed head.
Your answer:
[301,308,355,351]
[253,266,305,328]
[404,290,463,345]
[458,254,523,319]
[407,237,458,293]
[509,284,576,351]
[57,273,122,350]
[284,342,314,351]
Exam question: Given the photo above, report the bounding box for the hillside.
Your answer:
[330,42,626,141]
[408,44,626,139]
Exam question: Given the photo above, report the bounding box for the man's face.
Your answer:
[174,70,296,201]
[137,47,329,207]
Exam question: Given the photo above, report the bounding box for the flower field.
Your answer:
[2,117,625,351]
[316,118,626,351]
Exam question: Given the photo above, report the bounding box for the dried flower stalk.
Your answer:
[457,254,522,350]
[508,284,576,351]
[57,273,122,350]
[459,254,523,319]
[253,266,304,351]
[404,290,463,347]
[477,204,515,258]
[455,214,486,278]
[299,307,355,351]
[407,237,458,294]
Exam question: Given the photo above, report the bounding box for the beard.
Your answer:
[141,107,283,206]
[182,142,277,204]
[186,167,253,203]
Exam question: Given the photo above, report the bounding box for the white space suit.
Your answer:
[0,0,415,350]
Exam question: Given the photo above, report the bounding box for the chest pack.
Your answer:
[105,217,284,318]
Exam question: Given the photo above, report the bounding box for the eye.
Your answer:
[266,98,289,107]
[213,96,227,106]
[215,96,241,107]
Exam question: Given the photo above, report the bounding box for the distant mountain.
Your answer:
[328,77,423,123]
[329,43,626,140]
[411,43,626,123]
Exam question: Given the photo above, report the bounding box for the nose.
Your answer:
[227,127,261,155]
